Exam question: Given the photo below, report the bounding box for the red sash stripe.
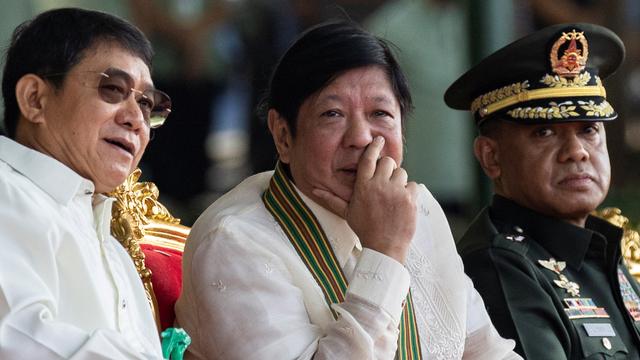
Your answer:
[263,162,422,359]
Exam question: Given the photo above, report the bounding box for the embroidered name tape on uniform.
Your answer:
[583,323,616,337]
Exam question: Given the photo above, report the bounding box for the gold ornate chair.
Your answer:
[595,207,640,280]
[107,171,640,329]
[109,169,189,333]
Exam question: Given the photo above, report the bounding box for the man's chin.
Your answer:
[565,192,605,210]
[97,171,131,194]
[551,201,602,224]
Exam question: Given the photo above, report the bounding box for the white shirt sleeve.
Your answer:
[0,197,161,359]
[462,275,522,360]
[418,185,520,359]
[180,224,410,360]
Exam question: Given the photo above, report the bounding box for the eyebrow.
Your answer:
[105,67,155,90]
[369,96,395,105]
[316,94,396,106]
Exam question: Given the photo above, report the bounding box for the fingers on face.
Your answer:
[358,136,385,180]
[376,156,398,179]
[390,166,408,185]
[357,136,408,187]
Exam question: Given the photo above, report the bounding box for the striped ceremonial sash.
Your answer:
[262,162,422,360]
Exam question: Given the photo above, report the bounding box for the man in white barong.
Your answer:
[176,21,521,360]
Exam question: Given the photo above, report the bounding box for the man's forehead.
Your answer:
[74,41,152,86]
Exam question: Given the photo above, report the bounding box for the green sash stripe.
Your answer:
[263,190,342,305]
[266,190,326,283]
[263,162,422,359]
[273,171,347,292]
[398,315,407,360]
[270,173,346,300]
[406,291,421,359]
[271,173,348,295]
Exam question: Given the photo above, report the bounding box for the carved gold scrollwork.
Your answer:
[109,169,183,331]
[595,208,640,281]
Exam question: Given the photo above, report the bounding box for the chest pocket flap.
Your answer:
[573,318,629,359]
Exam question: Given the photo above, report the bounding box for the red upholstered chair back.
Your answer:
[140,224,189,330]
[110,169,189,333]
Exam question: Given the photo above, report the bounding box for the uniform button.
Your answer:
[513,226,523,234]
[121,299,127,310]
[602,337,612,350]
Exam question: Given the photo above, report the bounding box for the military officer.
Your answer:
[445,23,640,359]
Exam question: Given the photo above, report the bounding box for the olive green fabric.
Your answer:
[458,195,640,359]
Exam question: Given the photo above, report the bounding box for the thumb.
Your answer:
[312,188,349,219]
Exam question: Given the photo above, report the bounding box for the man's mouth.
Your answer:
[339,166,358,177]
[558,173,595,187]
[104,137,135,156]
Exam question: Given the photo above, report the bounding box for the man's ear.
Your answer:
[267,109,293,163]
[473,135,501,180]
[15,74,49,124]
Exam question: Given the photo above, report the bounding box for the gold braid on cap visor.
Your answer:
[470,74,608,119]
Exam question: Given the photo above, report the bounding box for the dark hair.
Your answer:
[2,7,153,138]
[260,21,412,136]
[477,118,504,138]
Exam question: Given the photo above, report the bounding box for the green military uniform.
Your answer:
[458,195,640,359]
[443,21,636,359]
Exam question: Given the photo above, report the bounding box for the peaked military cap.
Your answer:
[444,23,625,126]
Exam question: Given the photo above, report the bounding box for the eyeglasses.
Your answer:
[43,68,172,128]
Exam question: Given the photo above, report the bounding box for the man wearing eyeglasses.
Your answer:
[0,8,170,359]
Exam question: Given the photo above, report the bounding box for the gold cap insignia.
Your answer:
[550,30,589,78]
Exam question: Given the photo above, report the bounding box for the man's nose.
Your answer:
[343,115,374,149]
[559,133,589,163]
[116,93,147,131]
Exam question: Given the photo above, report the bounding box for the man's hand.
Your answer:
[313,136,418,264]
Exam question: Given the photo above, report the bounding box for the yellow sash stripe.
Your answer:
[263,162,422,359]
